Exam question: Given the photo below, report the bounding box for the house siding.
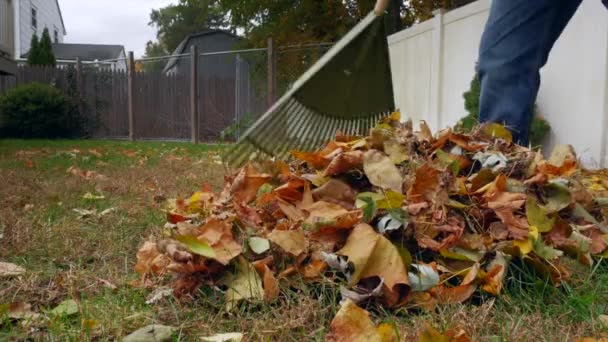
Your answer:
[19,0,64,57]
[0,0,15,57]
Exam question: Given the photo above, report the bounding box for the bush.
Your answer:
[0,82,84,138]
[456,74,550,147]
[220,113,256,142]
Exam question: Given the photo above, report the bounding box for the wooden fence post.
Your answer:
[190,45,199,144]
[75,58,84,117]
[267,37,276,107]
[128,51,135,141]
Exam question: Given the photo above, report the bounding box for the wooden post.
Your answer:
[190,45,199,144]
[127,51,135,141]
[267,37,276,108]
[75,58,84,117]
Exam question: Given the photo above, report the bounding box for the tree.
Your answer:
[28,29,56,67]
[141,41,168,73]
[27,33,41,66]
[149,0,228,53]
[39,28,57,67]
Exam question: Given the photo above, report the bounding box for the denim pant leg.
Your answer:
[477,0,581,145]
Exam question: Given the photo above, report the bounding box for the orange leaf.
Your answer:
[291,150,330,169]
[134,242,169,277]
[324,151,364,176]
[230,164,271,204]
[432,283,477,304]
[407,163,440,203]
[268,229,308,256]
[325,299,383,342]
[198,218,242,265]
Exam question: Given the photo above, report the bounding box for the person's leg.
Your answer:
[477,0,581,145]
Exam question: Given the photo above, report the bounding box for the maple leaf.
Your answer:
[337,223,410,307]
[325,299,397,342]
[363,150,403,193]
[221,256,264,311]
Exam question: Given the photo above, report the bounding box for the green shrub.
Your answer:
[0,82,84,138]
[456,74,550,147]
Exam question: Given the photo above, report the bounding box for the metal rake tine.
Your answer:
[228,101,288,166]
[292,109,318,152]
[253,98,301,156]
[238,99,296,159]
[291,112,314,152]
[273,101,310,158]
[305,114,330,151]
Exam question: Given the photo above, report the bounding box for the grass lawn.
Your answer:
[1,139,608,341]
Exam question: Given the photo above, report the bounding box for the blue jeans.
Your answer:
[478,0,582,145]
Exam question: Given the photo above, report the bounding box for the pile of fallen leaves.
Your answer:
[135,112,608,340]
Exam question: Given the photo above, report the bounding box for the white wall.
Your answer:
[18,0,65,57]
[388,0,608,167]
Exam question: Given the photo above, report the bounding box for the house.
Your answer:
[50,43,127,70]
[12,0,67,59]
[0,0,67,73]
[0,0,16,74]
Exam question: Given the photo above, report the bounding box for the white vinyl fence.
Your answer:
[388,0,608,168]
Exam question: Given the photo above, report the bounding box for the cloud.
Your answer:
[58,0,176,57]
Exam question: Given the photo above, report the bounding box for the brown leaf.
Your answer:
[277,200,305,221]
[198,218,242,265]
[486,192,527,211]
[297,182,315,211]
[407,163,440,203]
[273,177,306,202]
[0,262,26,277]
[419,323,471,342]
[300,260,327,279]
[312,179,357,210]
[324,151,364,176]
[268,229,308,256]
[253,264,280,302]
[230,164,271,204]
[494,209,530,240]
[157,240,193,263]
[480,252,509,295]
[6,302,40,320]
[325,299,383,342]
[304,201,361,230]
[338,223,410,307]
[134,242,170,276]
[291,151,331,169]
[363,150,404,193]
[432,284,477,304]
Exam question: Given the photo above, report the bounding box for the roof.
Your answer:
[50,43,125,61]
[163,29,240,72]
[55,0,67,34]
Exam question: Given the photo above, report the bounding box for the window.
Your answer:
[54,28,58,43]
[31,6,37,30]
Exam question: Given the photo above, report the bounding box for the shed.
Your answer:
[164,30,267,141]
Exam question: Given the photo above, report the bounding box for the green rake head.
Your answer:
[225,0,395,167]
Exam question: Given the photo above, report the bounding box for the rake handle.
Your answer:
[374,0,390,15]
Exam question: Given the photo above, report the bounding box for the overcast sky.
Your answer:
[59,0,177,57]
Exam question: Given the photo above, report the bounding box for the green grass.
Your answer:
[0,139,607,341]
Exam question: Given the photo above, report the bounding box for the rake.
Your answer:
[225,0,395,167]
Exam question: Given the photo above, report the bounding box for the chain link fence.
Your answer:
[0,42,333,143]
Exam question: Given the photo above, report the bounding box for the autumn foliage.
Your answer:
[135,112,606,340]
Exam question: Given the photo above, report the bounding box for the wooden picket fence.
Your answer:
[0,63,202,140]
